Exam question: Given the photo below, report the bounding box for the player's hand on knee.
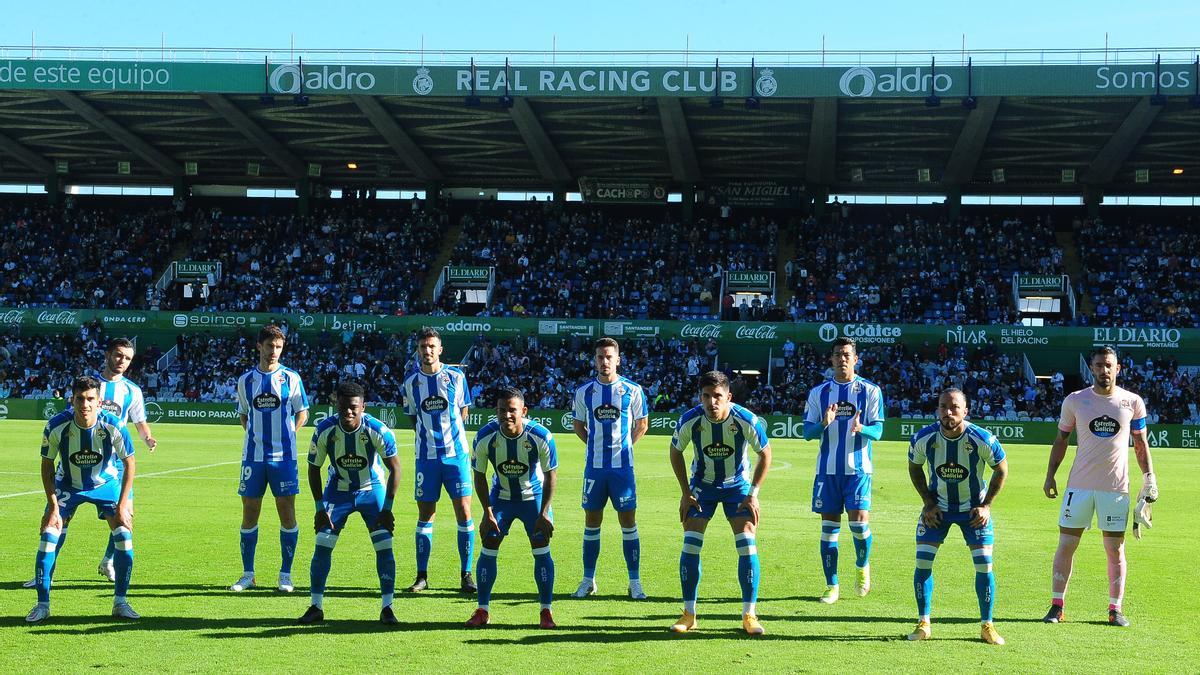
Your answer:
[739,495,760,525]
[921,503,943,528]
[374,510,395,534]
[1043,478,1058,499]
[117,502,133,530]
[481,513,500,538]
[314,510,333,532]
[41,508,62,533]
[679,494,701,523]
[969,505,990,528]
[535,515,554,540]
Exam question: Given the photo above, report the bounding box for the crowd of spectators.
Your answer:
[783,214,1065,325]
[0,204,179,309]
[176,202,444,316]
[443,205,777,320]
[1075,218,1200,328]
[4,325,1197,424]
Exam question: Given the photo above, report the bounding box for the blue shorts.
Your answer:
[915,510,995,547]
[414,455,473,502]
[688,482,751,520]
[320,486,386,533]
[811,473,872,514]
[56,482,121,521]
[485,494,553,546]
[238,460,300,498]
[582,468,637,512]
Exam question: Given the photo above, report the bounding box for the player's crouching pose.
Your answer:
[465,387,559,629]
[298,382,401,625]
[905,388,1008,645]
[668,371,772,636]
[27,376,139,623]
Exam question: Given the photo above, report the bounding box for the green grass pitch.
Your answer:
[0,420,1196,672]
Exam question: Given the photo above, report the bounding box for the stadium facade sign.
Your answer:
[725,271,775,293]
[707,181,804,208]
[577,177,667,203]
[4,399,1198,448]
[1017,274,1067,294]
[2,60,1199,99]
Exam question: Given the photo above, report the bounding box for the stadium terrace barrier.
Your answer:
[4,399,1197,449]
[0,59,1197,99]
[2,307,1197,360]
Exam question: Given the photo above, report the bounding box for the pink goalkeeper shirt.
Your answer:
[1057,385,1147,494]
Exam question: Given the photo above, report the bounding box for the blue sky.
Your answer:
[1,1,1196,56]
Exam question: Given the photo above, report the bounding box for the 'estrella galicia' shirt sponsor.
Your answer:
[908,421,1005,513]
[804,376,885,475]
[472,419,558,502]
[42,410,134,491]
[402,365,471,460]
[236,365,309,463]
[671,403,769,489]
[308,413,397,493]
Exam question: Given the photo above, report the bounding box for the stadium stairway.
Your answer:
[773,227,798,307]
[1056,230,1095,316]
[419,213,467,302]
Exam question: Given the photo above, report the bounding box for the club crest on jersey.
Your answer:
[522,439,535,452]
[593,403,620,422]
[703,442,735,459]
[835,401,858,418]
[336,454,368,470]
[101,399,122,415]
[70,449,103,467]
[1089,415,1120,438]
[421,395,449,413]
[614,384,627,397]
[499,458,529,476]
[96,429,107,441]
[935,462,967,482]
[254,392,282,410]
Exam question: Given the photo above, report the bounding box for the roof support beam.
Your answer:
[508,98,571,184]
[942,96,1001,186]
[351,95,443,182]
[48,90,183,177]
[1084,96,1161,186]
[200,93,306,180]
[657,97,702,184]
[806,98,838,186]
[0,131,52,174]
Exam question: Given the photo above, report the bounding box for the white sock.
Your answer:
[684,600,697,613]
[381,593,393,609]
[311,593,323,609]
[113,596,126,606]
[743,602,756,616]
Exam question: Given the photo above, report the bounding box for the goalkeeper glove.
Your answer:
[1139,472,1158,503]
[1132,495,1152,540]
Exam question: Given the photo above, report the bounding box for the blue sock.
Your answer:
[476,547,498,609]
[371,529,395,608]
[111,526,134,601]
[820,519,841,586]
[34,528,61,604]
[680,531,704,612]
[102,533,115,563]
[915,544,938,619]
[582,526,601,579]
[280,526,299,574]
[310,532,336,609]
[533,544,555,608]
[48,526,68,578]
[414,520,433,574]
[457,520,475,574]
[973,547,995,622]
[736,533,760,608]
[239,526,258,574]
[849,521,872,568]
[621,526,640,581]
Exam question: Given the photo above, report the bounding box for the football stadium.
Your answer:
[0,23,1198,673]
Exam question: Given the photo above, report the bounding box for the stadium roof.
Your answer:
[0,53,1198,194]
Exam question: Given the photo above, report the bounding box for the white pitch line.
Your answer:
[0,460,241,500]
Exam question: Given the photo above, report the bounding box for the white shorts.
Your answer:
[1059,488,1129,532]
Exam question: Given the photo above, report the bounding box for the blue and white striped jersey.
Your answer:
[402,365,471,460]
[236,366,308,462]
[671,403,769,488]
[804,376,885,475]
[908,422,1006,513]
[41,410,134,491]
[308,413,397,493]
[95,371,146,426]
[573,377,648,471]
[472,419,558,502]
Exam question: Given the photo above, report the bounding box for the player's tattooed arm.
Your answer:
[1043,430,1070,498]
[972,458,1008,528]
[908,461,942,527]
